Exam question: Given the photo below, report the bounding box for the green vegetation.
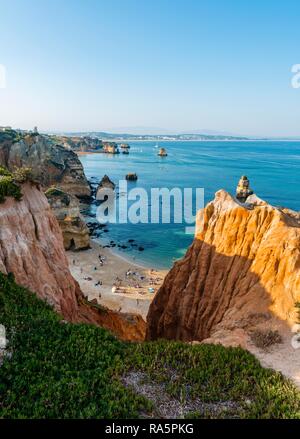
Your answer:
[0,167,22,203]
[45,187,66,197]
[0,166,11,177]
[45,186,71,207]
[12,167,33,184]
[0,273,149,419]
[0,272,299,419]
[0,166,35,203]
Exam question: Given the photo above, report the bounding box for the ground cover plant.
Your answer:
[0,272,299,419]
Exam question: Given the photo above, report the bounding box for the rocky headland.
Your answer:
[0,130,91,199]
[147,188,300,351]
[50,135,103,152]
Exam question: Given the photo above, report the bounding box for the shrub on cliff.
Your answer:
[0,166,36,203]
[0,166,11,177]
[0,175,22,203]
[12,166,33,184]
[45,186,70,201]
[0,272,299,419]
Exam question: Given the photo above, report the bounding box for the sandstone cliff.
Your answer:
[0,182,145,340]
[147,190,300,346]
[96,175,115,200]
[50,135,103,152]
[45,187,90,250]
[0,131,91,198]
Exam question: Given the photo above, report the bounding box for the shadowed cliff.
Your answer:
[147,190,300,345]
[0,181,145,341]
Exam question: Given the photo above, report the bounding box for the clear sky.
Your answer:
[1,0,300,136]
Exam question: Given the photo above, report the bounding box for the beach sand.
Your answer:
[68,243,300,389]
[67,240,167,320]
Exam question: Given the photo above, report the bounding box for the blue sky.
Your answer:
[1,0,300,136]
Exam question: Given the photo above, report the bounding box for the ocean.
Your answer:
[79,141,300,269]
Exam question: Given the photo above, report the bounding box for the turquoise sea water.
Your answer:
[80,141,300,269]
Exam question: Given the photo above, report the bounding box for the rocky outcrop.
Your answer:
[51,135,103,152]
[45,188,90,250]
[147,190,300,346]
[103,143,119,154]
[158,148,167,157]
[96,175,115,200]
[0,132,91,199]
[0,182,145,340]
[236,175,253,202]
[126,173,138,181]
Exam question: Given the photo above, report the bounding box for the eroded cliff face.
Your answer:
[0,183,145,341]
[147,190,300,345]
[45,188,90,251]
[0,133,91,198]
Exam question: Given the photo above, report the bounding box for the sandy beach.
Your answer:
[67,240,167,320]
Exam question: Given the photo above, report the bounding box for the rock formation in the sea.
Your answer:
[158,147,168,157]
[0,180,145,340]
[147,189,300,347]
[0,130,91,199]
[103,142,119,154]
[126,173,138,181]
[236,175,253,202]
[45,187,90,250]
[96,175,115,200]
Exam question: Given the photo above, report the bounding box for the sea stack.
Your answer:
[236,175,253,202]
[126,173,138,181]
[120,143,130,150]
[103,142,119,154]
[96,175,116,200]
[158,147,167,157]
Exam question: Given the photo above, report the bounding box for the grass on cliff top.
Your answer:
[0,167,22,204]
[0,166,35,203]
[0,272,299,419]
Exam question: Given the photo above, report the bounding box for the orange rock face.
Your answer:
[146,190,300,344]
[0,183,145,341]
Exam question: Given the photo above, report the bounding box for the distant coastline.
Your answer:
[45,131,300,143]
